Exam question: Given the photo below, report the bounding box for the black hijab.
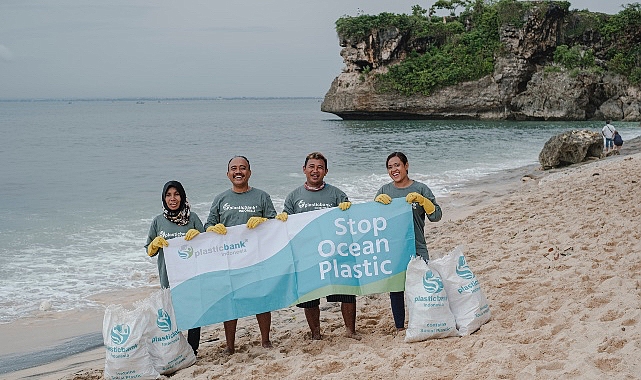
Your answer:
[162,180,191,226]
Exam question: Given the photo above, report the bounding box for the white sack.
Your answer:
[429,246,491,335]
[103,304,159,380]
[404,256,458,342]
[144,289,196,375]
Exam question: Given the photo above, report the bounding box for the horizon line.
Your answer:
[0,96,324,102]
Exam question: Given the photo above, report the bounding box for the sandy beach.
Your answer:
[3,144,641,380]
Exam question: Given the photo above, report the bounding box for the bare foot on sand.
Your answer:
[262,340,273,348]
[393,327,405,337]
[345,331,362,340]
[224,347,235,355]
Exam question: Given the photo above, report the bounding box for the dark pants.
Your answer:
[390,291,405,329]
[187,327,201,354]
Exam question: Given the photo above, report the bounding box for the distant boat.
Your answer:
[136,101,144,104]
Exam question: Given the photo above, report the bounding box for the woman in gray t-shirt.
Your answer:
[374,152,442,331]
[145,180,204,355]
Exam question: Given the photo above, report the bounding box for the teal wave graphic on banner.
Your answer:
[171,241,297,329]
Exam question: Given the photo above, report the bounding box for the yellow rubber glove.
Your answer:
[338,201,351,211]
[247,216,267,229]
[275,212,288,222]
[147,236,168,257]
[206,223,227,235]
[184,229,200,241]
[374,194,392,205]
[406,192,436,214]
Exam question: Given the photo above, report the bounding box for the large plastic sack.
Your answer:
[103,304,159,380]
[144,289,196,375]
[429,246,491,335]
[404,256,458,342]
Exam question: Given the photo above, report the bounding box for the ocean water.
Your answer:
[1,98,639,324]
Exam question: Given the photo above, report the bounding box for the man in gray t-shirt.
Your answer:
[280,152,359,340]
[204,156,278,354]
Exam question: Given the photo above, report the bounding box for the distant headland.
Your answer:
[321,1,641,121]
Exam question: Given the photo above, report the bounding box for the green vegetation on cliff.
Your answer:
[601,3,641,83]
[335,0,641,95]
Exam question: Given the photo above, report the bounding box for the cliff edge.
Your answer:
[321,2,641,121]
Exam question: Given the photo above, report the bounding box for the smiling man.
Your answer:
[279,152,358,340]
[204,155,278,354]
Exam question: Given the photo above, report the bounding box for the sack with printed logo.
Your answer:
[144,289,196,375]
[429,246,491,336]
[404,256,458,342]
[103,304,159,380]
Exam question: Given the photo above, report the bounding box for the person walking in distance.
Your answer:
[602,120,616,153]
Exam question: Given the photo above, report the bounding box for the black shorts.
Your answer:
[296,294,356,308]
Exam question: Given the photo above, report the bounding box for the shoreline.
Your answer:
[0,287,159,379]
[4,138,641,379]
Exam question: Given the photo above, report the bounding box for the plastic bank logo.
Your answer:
[455,255,475,280]
[156,308,172,332]
[110,324,130,345]
[422,269,444,293]
[180,239,250,259]
[178,245,194,259]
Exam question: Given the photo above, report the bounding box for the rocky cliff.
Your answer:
[321,3,641,121]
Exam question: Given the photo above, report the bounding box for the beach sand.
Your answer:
[3,146,641,380]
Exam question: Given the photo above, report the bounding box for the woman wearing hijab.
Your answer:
[145,180,204,355]
[374,152,442,332]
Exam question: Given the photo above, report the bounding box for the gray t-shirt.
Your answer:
[283,183,349,215]
[376,181,442,260]
[145,212,204,288]
[602,124,616,139]
[205,187,277,228]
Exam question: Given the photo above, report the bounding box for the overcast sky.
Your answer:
[0,1,631,99]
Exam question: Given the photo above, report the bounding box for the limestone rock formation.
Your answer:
[322,4,641,121]
[538,130,603,169]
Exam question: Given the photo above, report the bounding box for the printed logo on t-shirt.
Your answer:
[222,203,258,213]
[159,231,184,239]
[296,199,334,211]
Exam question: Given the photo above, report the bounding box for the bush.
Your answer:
[336,13,419,41]
[495,0,533,28]
[554,44,596,69]
[563,11,607,40]
[373,0,501,95]
[600,3,641,40]
[608,49,641,84]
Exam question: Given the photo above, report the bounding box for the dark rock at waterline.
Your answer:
[538,130,603,169]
